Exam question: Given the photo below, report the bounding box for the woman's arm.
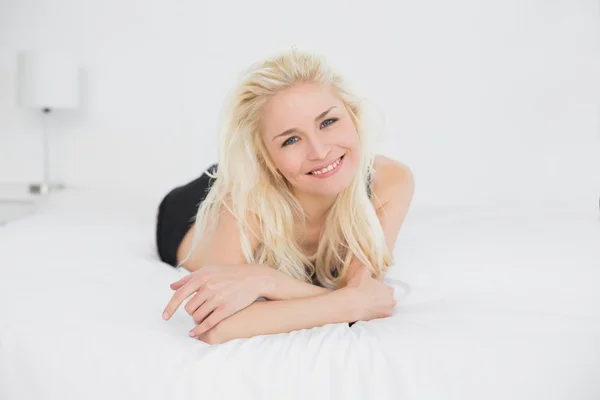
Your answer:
[197,286,356,344]
[175,199,330,301]
[345,158,415,282]
[196,268,396,345]
[262,266,332,300]
[163,201,336,333]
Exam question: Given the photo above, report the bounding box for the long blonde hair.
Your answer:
[177,48,393,289]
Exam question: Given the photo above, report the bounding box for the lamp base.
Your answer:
[29,182,66,195]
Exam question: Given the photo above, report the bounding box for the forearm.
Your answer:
[201,288,357,344]
[259,263,378,302]
[262,262,382,301]
[347,259,385,282]
[260,265,332,300]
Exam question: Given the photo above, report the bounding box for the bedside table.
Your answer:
[0,200,41,227]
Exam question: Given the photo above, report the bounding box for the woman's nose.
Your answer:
[306,137,330,161]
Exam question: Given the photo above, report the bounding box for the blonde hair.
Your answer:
[177,48,393,289]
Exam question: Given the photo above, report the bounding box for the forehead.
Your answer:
[260,83,342,137]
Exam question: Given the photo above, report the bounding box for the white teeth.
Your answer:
[310,156,342,175]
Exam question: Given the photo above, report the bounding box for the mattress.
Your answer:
[0,188,599,400]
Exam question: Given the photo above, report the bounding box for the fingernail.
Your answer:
[188,330,196,337]
[162,311,169,320]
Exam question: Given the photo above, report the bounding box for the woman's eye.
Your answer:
[320,118,338,129]
[282,136,299,147]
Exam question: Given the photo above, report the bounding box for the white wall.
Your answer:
[0,0,598,210]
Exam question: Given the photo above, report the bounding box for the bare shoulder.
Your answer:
[176,198,261,272]
[370,155,415,210]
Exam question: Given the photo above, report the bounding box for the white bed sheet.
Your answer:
[0,188,599,400]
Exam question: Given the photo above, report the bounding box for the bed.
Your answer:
[0,187,599,400]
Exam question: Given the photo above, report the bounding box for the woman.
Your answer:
[156,48,415,344]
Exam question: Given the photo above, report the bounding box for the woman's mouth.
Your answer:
[307,154,345,178]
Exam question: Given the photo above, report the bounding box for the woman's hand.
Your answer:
[162,264,273,337]
[345,266,396,321]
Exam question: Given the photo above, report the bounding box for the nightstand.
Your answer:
[0,200,40,227]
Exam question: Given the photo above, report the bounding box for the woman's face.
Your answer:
[259,82,361,198]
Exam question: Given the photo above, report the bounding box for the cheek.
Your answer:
[272,152,303,176]
[336,123,360,150]
[348,131,360,149]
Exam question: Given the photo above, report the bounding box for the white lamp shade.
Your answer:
[17,52,81,110]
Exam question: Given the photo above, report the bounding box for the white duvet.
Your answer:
[0,188,599,400]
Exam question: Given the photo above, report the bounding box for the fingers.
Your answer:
[190,305,230,337]
[184,291,210,320]
[170,274,192,290]
[185,280,230,318]
[190,294,223,326]
[162,275,208,320]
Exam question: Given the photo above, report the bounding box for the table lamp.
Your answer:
[16,51,81,195]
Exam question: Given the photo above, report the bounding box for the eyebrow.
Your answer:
[272,106,337,141]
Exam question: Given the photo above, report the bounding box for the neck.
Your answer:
[293,189,338,226]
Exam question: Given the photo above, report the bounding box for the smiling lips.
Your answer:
[308,155,345,176]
